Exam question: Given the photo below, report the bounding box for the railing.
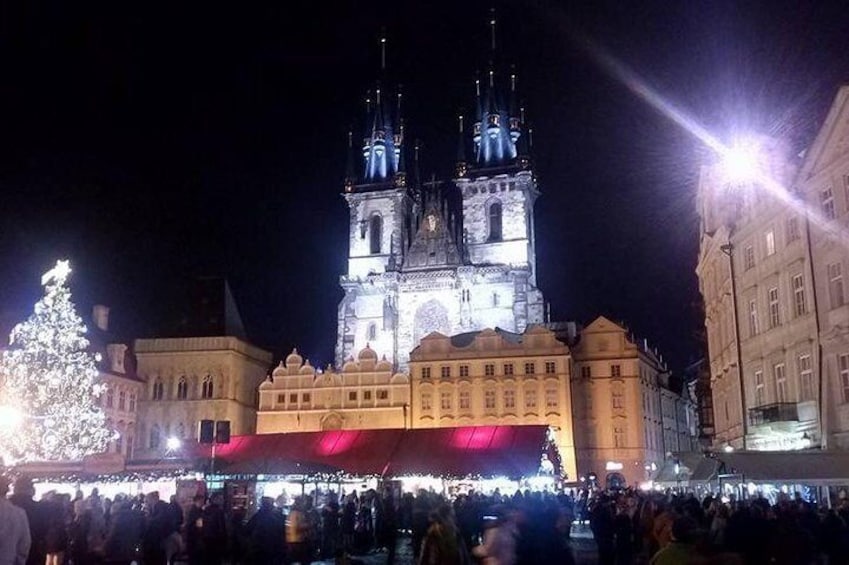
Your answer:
[749,402,799,426]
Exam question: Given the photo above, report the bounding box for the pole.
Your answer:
[721,242,749,450]
[211,442,217,475]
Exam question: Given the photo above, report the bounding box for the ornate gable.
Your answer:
[401,207,462,271]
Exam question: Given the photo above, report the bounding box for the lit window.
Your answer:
[484,364,495,377]
[525,389,537,409]
[348,391,357,401]
[422,393,432,411]
[822,187,836,220]
[829,262,845,309]
[774,363,787,403]
[377,389,388,400]
[839,354,849,403]
[743,246,755,271]
[524,362,535,375]
[459,365,469,377]
[440,392,452,410]
[798,355,814,401]
[786,216,800,242]
[754,370,765,406]
[488,201,503,241]
[768,287,780,329]
[440,366,451,379]
[610,364,621,378]
[459,391,470,410]
[177,376,188,400]
[765,230,775,256]
[201,375,214,399]
[369,215,383,254]
[545,361,556,374]
[580,366,591,379]
[748,299,759,337]
[504,389,515,409]
[421,367,431,379]
[792,274,807,317]
[484,390,496,410]
[504,363,514,375]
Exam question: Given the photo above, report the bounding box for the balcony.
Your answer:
[749,402,798,426]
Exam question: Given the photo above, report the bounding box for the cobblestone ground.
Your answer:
[314,525,599,565]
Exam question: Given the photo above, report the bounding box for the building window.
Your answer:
[364,390,372,400]
[822,187,836,220]
[421,367,431,379]
[768,287,780,329]
[545,361,556,374]
[748,299,759,337]
[545,388,558,409]
[525,389,537,409]
[201,376,214,399]
[440,392,452,410]
[289,393,297,403]
[348,391,358,401]
[149,425,161,450]
[129,393,136,412]
[488,201,503,241]
[115,434,123,455]
[792,274,807,317]
[580,366,592,379]
[765,230,775,256]
[484,390,496,410]
[106,387,114,408]
[492,293,500,307]
[422,393,432,411]
[369,214,382,254]
[503,363,514,376]
[459,391,470,409]
[798,355,814,401]
[367,323,377,342]
[118,391,126,410]
[743,245,755,271]
[774,364,787,403]
[175,423,185,438]
[613,426,626,448]
[440,366,451,379]
[459,365,469,377]
[277,394,285,403]
[177,377,188,400]
[839,354,849,403]
[524,362,536,375]
[612,390,624,410]
[829,262,845,309]
[377,389,388,400]
[755,370,765,406]
[504,389,515,409]
[484,364,495,377]
[787,216,800,242]
[610,364,621,378]
[302,393,311,403]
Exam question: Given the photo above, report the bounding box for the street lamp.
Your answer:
[165,436,182,452]
[0,406,23,431]
[720,139,761,186]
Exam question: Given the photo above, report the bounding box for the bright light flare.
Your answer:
[0,405,24,430]
[166,437,182,451]
[720,140,761,186]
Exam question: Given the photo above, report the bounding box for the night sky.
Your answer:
[2,0,849,372]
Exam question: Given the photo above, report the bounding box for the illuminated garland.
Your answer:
[0,261,112,464]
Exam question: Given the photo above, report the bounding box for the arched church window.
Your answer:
[176,423,186,438]
[152,378,164,401]
[488,201,502,241]
[118,390,126,410]
[202,375,214,399]
[367,323,377,342]
[369,215,383,254]
[177,376,188,400]
[105,387,114,408]
[150,424,161,449]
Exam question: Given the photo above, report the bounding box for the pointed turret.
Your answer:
[456,115,468,178]
[344,130,356,192]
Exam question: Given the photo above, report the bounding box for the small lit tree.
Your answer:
[0,260,112,463]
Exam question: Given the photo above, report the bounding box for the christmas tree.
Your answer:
[0,260,112,463]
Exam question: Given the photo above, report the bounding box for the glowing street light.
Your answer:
[0,405,24,431]
[719,138,761,187]
[166,436,182,451]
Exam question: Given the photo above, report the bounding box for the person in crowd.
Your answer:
[102,501,143,565]
[200,491,227,565]
[590,495,615,565]
[378,488,399,564]
[185,494,206,565]
[650,515,698,565]
[320,492,341,559]
[141,491,172,565]
[43,492,68,565]
[287,496,311,564]
[244,496,286,565]
[0,476,31,565]
[341,493,357,554]
[9,477,47,565]
[418,504,470,565]
[471,507,517,565]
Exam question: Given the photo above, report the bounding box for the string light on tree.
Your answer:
[0,260,112,464]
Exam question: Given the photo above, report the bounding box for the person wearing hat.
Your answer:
[0,475,31,565]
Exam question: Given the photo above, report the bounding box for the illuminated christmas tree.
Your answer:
[0,260,112,463]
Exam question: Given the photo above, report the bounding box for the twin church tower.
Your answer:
[335,18,546,370]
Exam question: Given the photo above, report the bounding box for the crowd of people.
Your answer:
[4,472,849,565]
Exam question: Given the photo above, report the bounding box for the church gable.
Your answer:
[401,206,462,271]
[800,86,849,180]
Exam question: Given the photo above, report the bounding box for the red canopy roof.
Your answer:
[202,425,553,478]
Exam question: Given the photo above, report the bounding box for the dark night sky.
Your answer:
[2,0,849,371]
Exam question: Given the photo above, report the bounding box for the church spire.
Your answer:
[456,114,468,178]
[344,130,355,192]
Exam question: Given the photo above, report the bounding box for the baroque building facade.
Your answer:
[335,48,544,372]
[696,86,849,451]
[256,346,410,433]
[407,326,577,480]
[570,317,697,487]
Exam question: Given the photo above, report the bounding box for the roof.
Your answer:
[202,425,555,479]
[449,327,523,348]
[655,451,849,485]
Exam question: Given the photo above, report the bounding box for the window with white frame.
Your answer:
[525,389,537,409]
[524,362,536,375]
[503,363,514,376]
[829,262,845,309]
[545,361,556,374]
[792,274,807,317]
[822,187,836,220]
[768,287,780,328]
[118,390,126,410]
[798,354,814,401]
[421,393,432,411]
[459,391,470,410]
[201,375,214,399]
[421,366,431,379]
[440,366,451,379]
[774,363,787,403]
[765,230,775,256]
[459,365,469,377]
[177,376,188,400]
[786,216,800,242]
[484,364,495,377]
[840,354,849,404]
[755,370,765,406]
[748,299,759,337]
[504,389,515,409]
[484,390,496,410]
[440,392,452,410]
[545,387,558,409]
[129,393,136,412]
[744,245,755,271]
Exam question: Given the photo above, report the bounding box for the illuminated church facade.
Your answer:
[335,53,545,371]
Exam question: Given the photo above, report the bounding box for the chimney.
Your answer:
[92,305,110,331]
[106,343,127,374]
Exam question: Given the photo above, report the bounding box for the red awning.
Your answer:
[201,425,553,479]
